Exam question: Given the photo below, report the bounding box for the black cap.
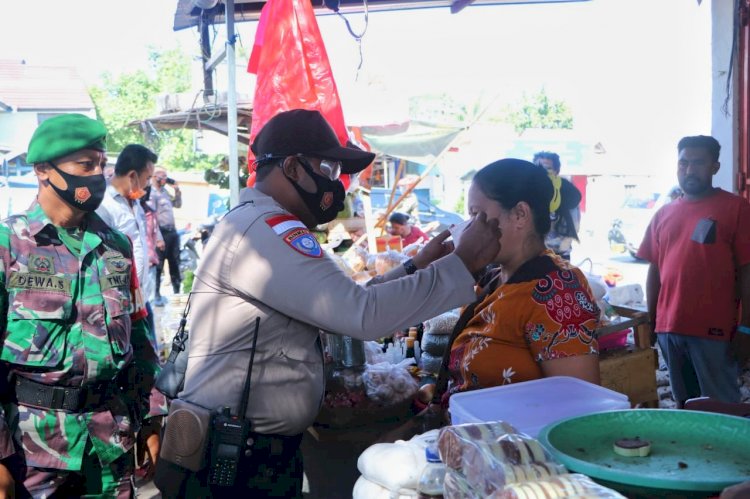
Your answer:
[251,109,375,174]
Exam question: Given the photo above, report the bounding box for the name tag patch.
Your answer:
[284,229,323,258]
[9,273,71,294]
[100,273,130,291]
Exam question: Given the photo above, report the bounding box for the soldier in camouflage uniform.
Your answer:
[0,114,164,498]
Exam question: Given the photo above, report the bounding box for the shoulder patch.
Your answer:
[283,228,323,258]
[265,214,306,235]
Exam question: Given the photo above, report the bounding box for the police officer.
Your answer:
[149,167,182,305]
[164,109,501,498]
[0,114,164,497]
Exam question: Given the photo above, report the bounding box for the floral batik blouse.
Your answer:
[448,250,600,396]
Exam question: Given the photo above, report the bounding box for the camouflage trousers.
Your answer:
[18,439,134,499]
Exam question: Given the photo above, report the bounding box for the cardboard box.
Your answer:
[600,346,659,407]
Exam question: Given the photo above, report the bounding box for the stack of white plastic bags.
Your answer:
[354,420,626,498]
[419,310,460,375]
[354,430,440,498]
[437,421,626,498]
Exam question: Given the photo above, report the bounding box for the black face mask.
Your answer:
[143,184,151,201]
[288,157,345,225]
[48,161,107,212]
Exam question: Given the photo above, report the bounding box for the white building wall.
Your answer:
[0,109,97,154]
[0,112,40,151]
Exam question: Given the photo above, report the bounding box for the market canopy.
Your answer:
[130,103,254,144]
[361,121,462,166]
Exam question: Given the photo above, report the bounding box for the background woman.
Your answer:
[388,211,429,246]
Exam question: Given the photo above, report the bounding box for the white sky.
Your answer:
[0,0,713,184]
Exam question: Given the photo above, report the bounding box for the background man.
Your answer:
[157,109,501,498]
[638,135,750,407]
[97,144,158,349]
[149,167,182,305]
[0,114,162,497]
[533,151,581,260]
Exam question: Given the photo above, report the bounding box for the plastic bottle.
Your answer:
[405,337,416,360]
[417,446,445,498]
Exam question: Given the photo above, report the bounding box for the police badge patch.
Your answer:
[283,229,323,258]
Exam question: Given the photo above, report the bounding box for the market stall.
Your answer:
[297,239,744,498]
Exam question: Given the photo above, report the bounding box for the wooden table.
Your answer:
[596,305,659,408]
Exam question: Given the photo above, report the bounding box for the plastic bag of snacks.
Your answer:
[352,270,378,285]
[420,333,451,357]
[364,341,387,364]
[438,422,625,498]
[402,242,423,258]
[363,361,419,406]
[497,474,626,499]
[423,310,461,336]
[375,250,409,275]
[438,422,564,496]
[330,253,355,277]
[418,351,442,375]
[343,245,370,273]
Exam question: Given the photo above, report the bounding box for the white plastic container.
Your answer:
[449,376,630,437]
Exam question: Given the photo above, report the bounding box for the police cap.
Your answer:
[251,109,375,174]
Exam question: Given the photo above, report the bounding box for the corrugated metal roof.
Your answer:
[0,60,95,111]
[173,0,589,30]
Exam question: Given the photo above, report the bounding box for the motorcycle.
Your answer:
[177,214,223,274]
[178,226,200,274]
[608,218,627,253]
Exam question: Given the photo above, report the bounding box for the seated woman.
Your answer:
[444,158,600,401]
[388,212,429,246]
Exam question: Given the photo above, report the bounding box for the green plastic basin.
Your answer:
[538,409,750,495]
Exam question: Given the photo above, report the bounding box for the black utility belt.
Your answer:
[247,431,303,457]
[14,376,119,413]
[160,226,177,232]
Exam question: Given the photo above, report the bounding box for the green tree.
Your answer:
[89,47,222,172]
[502,88,574,133]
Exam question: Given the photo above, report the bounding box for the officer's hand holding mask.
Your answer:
[452,212,502,274]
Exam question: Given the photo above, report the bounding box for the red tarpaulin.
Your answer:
[246,0,353,188]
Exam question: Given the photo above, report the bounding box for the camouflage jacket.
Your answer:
[0,201,162,470]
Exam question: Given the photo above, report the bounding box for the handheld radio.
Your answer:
[208,317,260,487]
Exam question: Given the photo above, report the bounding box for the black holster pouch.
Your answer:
[154,459,210,499]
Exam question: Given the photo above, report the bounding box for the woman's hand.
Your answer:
[412,231,454,269]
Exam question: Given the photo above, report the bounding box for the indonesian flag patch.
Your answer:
[266,214,323,258]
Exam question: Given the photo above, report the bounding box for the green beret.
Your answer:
[26,114,107,164]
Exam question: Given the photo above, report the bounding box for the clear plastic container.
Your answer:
[417,446,445,499]
[449,376,630,437]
